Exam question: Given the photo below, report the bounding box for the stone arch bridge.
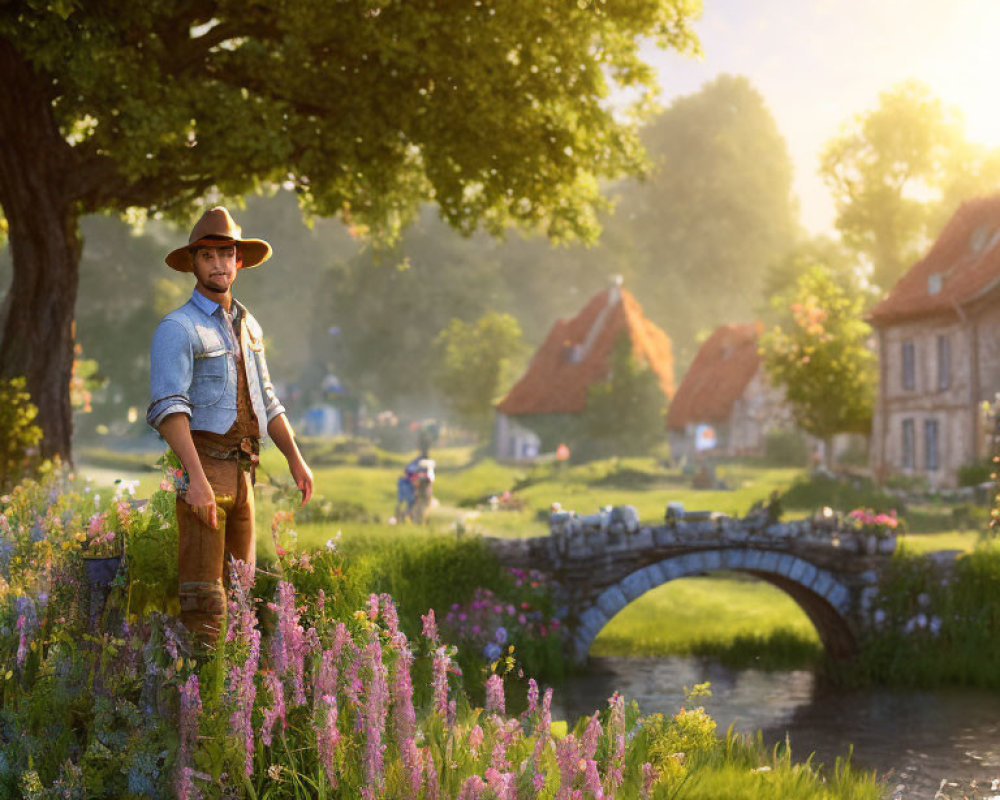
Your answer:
[486,508,900,664]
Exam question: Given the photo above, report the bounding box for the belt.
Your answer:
[194,436,260,467]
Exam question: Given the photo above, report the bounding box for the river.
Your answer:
[551,656,1000,799]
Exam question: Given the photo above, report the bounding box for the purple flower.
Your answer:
[494,626,508,645]
[483,642,502,662]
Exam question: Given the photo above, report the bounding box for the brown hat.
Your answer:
[165,206,272,272]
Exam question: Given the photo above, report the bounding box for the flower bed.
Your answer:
[0,466,882,798]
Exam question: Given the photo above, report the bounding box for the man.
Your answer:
[147,206,313,645]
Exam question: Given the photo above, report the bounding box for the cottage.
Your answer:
[869,195,1000,487]
[495,281,674,459]
[666,322,792,461]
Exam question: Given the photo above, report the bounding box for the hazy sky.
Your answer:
[642,0,1000,234]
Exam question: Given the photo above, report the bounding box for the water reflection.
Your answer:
[552,656,1000,798]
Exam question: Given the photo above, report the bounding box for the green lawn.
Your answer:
[76,444,995,664]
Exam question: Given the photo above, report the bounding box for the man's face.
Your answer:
[192,244,240,294]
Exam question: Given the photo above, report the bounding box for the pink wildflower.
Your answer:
[603,694,626,796]
[393,647,422,795]
[641,763,657,800]
[316,695,340,787]
[526,678,539,717]
[269,581,311,705]
[581,712,601,760]
[555,735,581,800]
[485,768,516,800]
[457,775,487,800]
[260,670,286,747]
[423,747,440,800]
[469,724,484,756]
[432,645,451,720]
[176,675,203,800]
[361,638,389,800]
[485,673,505,716]
[422,609,440,643]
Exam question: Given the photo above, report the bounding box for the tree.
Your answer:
[583,333,666,457]
[0,1,701,459]
[820,80,1000,292]
[759,266,876,461]
[433,313,524,435]
[611,74,798,367]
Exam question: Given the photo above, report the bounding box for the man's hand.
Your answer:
[268,413,314,507]
[290,456,313,506]
[185,474,218,529]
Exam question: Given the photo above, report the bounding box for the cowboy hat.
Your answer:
[165,206,272,272]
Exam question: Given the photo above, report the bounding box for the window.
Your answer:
[937,335,951,390]
[902,418,915,470]
[924,419,939,471]
[901,340,916,391]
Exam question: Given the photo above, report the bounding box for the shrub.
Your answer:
[957,459,993,487]
[780,471,902,514]
[0,377,43,491]
[763,428,810,467]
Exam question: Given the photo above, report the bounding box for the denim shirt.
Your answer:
[146,290,285,437]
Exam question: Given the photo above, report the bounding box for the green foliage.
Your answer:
[762,428,811,467]
[433,312,525,434]
[760,266,876,448]
[844,545,1000,688]
[779,472,900,514]
[583,333,667,458]
[957,459,993,487]
[0,378,43,492]
[820,80,1000,291]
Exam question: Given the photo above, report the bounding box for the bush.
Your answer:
[0,377,43,491]
[762,428,810,467]
[780,471,902,514]
[957,459,993,487]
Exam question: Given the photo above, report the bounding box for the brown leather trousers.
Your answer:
[177,452,255,646]
[178,309,260,646]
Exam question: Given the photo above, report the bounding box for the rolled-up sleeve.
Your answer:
[146,318,194,430]
[255,346,286,425]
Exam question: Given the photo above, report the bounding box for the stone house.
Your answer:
[869,195,1000,487]
[666,322,793,461]
[495,280,675,459]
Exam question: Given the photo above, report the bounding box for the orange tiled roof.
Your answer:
[869,195,1000,325]
[496,286,674,416]
[665,322,762,430]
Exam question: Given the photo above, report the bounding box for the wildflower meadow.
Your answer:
[1,462,889,798]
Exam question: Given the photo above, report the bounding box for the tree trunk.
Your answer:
[0,38,81,462]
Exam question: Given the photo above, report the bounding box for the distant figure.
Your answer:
[395,452,435,523]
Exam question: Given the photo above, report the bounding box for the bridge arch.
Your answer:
[571,548,859,664]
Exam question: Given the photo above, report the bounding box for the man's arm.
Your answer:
[158,413,218,529]
[267,413,313,505]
